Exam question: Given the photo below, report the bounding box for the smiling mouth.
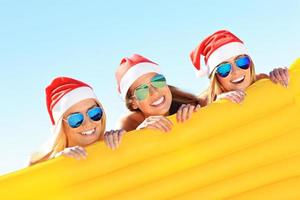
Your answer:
[80,128,96,136]
[151,96,165,107]
[231,75,245,84]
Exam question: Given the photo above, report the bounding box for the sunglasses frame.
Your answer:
[132,74,167,101]
[64,106,103,128]
[216,55,251,78]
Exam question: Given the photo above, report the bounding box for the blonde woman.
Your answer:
[190,30,289,105]
[30,77,124,165]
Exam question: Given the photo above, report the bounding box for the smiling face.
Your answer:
[215,54,253,92]
[128,73,172,117]
[63,98,104,147]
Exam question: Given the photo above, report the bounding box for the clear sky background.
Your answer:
[0,0,299,175]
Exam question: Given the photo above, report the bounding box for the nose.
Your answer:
[81,115,93,127]
[149,85,159,97]
[231,62,241,75]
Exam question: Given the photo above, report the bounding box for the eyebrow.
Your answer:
[236,54,247,59]
[217,54,248,66]
[68,104,98,115]
[131,76,153,91]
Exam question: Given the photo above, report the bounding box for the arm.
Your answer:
[256,73,269,81]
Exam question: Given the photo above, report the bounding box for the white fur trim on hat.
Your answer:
[195,66,209,77]
[119,62,160,100]
[207,42,248,75]
[52,86,97,124]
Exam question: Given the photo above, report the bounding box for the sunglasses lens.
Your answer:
[134,84,149,101]
[217,63,231,78]
[87,107,103,121]
[67,113,84,128]
[151,74,167,89]
[236,56,250,70]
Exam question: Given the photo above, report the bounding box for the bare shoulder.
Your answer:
[118,112,145,132]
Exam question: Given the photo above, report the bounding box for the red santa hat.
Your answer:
[115,54,161,100]
[190,30,248,77]
[46,77,98,134]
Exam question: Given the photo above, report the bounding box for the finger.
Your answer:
[236,91,245,101]
[194,104,201,112]
[186,105,195,121]
[231,92,244,103]
[180,104,189,123]
[158,116,173,129]
[104,131,110,147]
[75,146,88,158]
[118,129,125,143]
[155,119,171,132]
[112,131,119,148]
[147,123,166,132]
[69,148,83,160]
[236,90,246,97]
[283,68,289,87]
[104,131,114,149]
[108,131,116,150]
[72,146,87,159]
[176,104,184,123]
[269,71,278,84]
[278,68,287,87]
[228,94,240,104]
[274,68,284,85]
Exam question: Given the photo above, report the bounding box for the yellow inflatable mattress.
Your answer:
[1,58,300,200]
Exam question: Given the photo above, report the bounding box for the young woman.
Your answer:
[190,30,289,105]
[115,54,204,132]
[30,77,124,165]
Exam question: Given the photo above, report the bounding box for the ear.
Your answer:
[129,97,139,110]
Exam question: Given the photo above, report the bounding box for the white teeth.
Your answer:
[151,97,164,106]
[231,76,245,83]
[81,128,95,135]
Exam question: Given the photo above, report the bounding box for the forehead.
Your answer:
[130,72,158,90]
[64,98,98,115]
[221,54,248,63]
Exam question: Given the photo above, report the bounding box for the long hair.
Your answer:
[125,84,201,112]
[29,100,106,166]
[206,60,256,104]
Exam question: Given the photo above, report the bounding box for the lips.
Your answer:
[80,128,96,136]
[231,75,245,84]
[151,96,165,107]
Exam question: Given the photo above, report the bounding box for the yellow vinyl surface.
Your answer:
[1,58,300,200]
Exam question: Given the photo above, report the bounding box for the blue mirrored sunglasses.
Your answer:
[216,56,251,78]
[65,106,103,128]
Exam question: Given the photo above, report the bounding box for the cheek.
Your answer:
[65,127,81,144]
[241,69,252,88]
[217,76,232,91]
[136,100,152,112]
[163,87,172,103]
[94,121,103,135]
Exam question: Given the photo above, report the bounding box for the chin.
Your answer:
[156,105,170,115]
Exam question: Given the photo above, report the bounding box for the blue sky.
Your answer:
[0,0,299,175]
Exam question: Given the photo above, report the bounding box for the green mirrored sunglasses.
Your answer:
[133,74,167,101]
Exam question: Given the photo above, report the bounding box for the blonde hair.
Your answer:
[206,60,256,104]
[29,100,106,166]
